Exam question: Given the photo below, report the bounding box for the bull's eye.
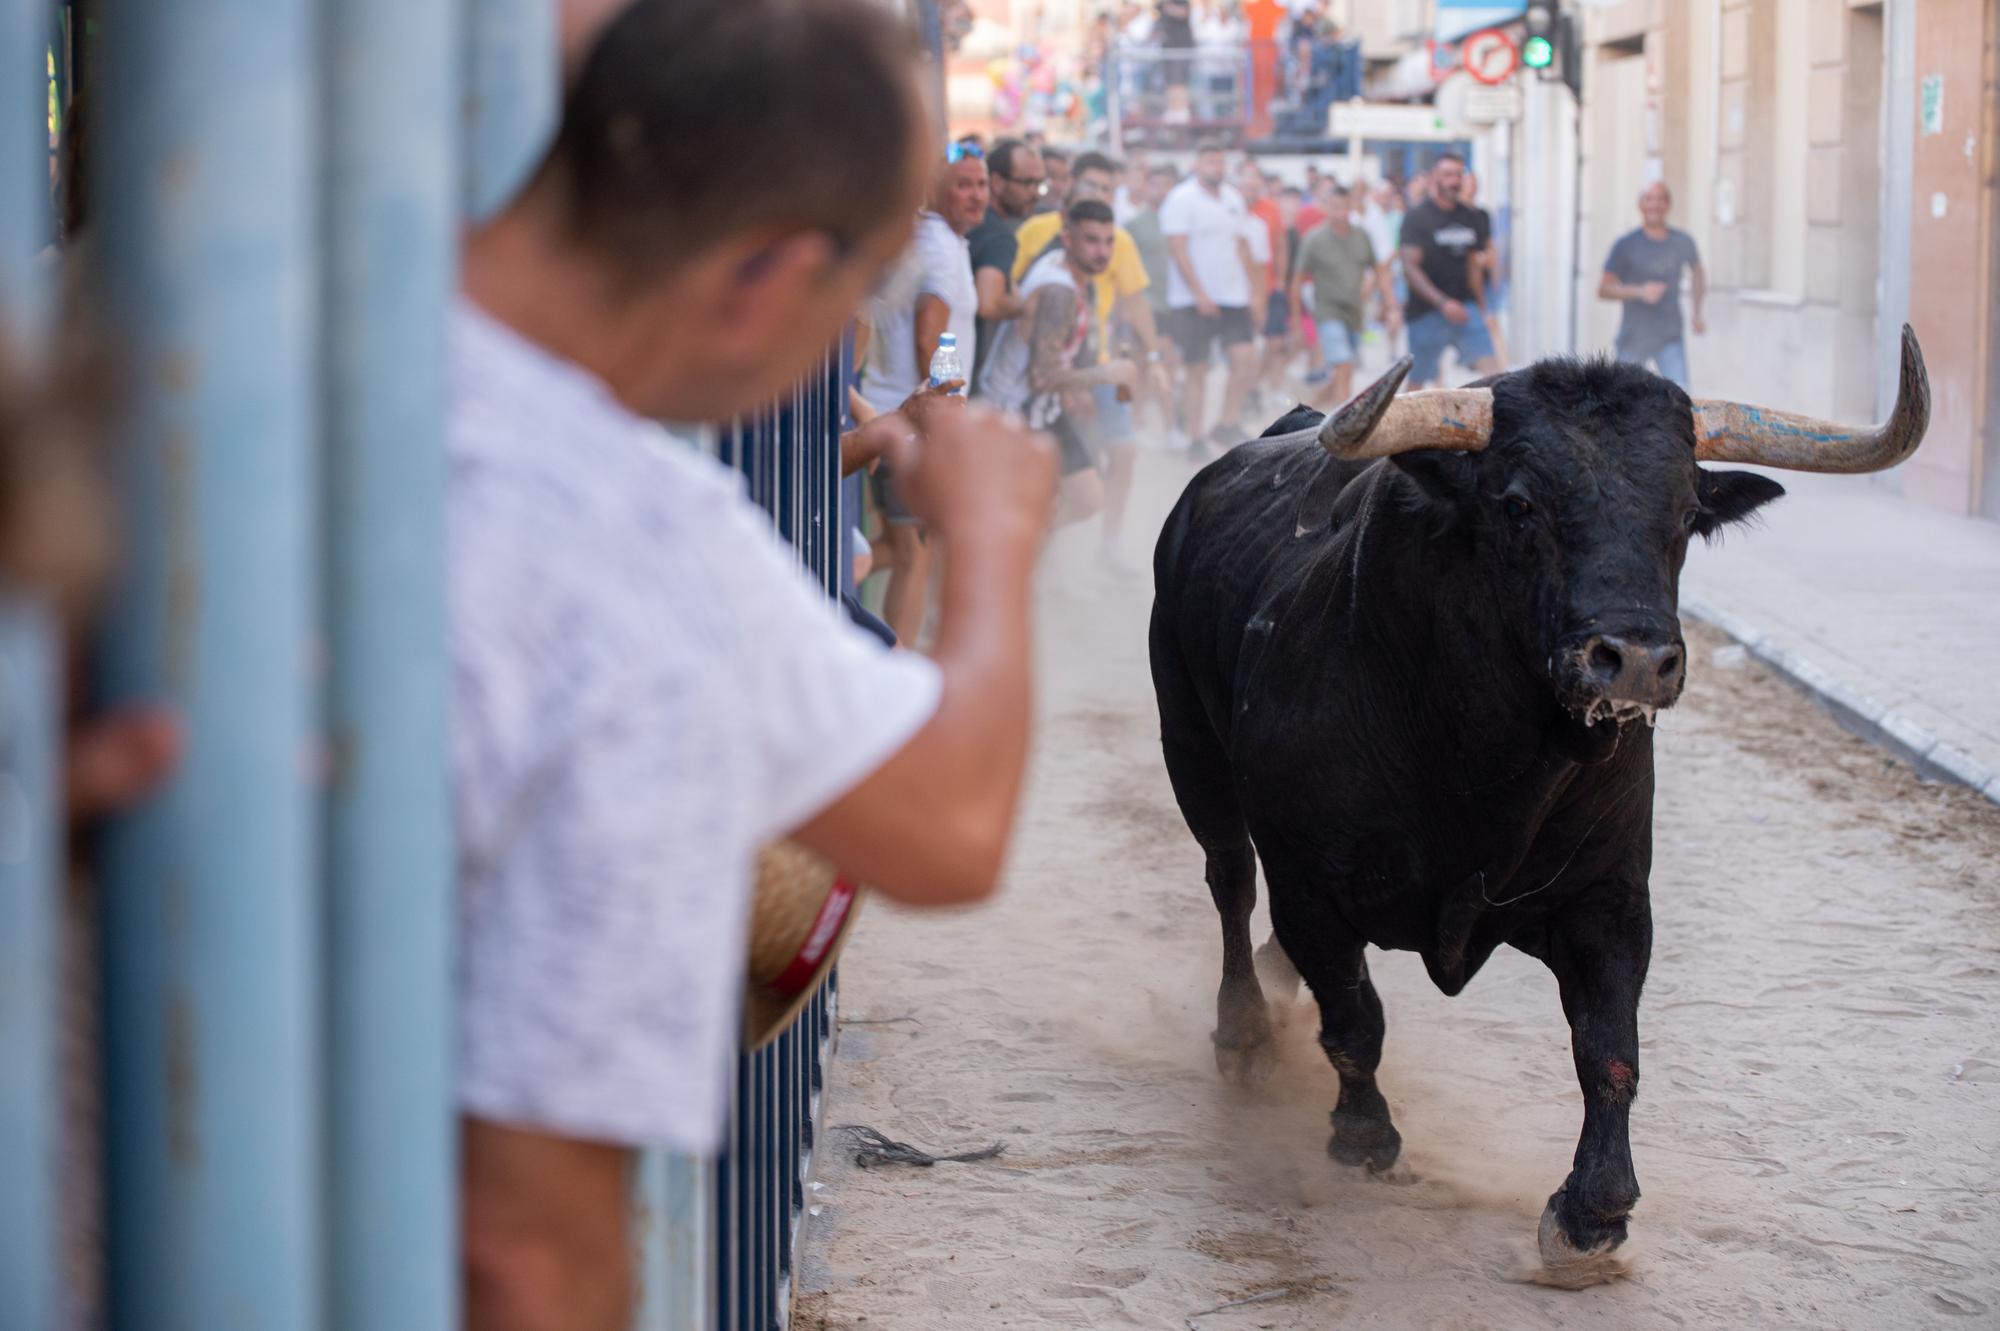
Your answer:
[1503,494,1533,523]
[1682,507,1701,531]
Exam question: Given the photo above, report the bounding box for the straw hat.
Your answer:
[743,841,865,1050]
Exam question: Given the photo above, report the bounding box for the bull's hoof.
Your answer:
[1326,1115,1401,1173]
[1537,1187,1629,1270]
[1212,1031,1278,1085]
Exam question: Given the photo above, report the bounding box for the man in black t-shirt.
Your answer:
[966,138,1044,392]
[1399,153,1500,388]
[1598,181,1706,389]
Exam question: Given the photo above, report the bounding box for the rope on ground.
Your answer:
[833,1124,1005,1169]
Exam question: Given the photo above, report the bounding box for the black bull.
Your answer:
[1148,339,1930,1269]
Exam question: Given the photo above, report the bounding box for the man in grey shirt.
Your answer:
[1599,181,1706,389]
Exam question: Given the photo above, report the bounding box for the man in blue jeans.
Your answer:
[1398,154,1501,388]
[1598,181,1706,389]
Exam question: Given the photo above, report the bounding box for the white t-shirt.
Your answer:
[1159,178,1252,310]
[1241,211,1272,269]
[862,211,978,414]
[450,300,942,1152]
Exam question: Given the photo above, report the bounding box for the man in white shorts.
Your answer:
[452,3,1057,1327]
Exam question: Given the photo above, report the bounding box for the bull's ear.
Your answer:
[1693,468,1785,536]
[1389,449,1476,501]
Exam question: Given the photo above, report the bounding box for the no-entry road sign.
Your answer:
[1462,28,1519,86]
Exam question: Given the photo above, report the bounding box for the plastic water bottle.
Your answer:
[928,333,965,394]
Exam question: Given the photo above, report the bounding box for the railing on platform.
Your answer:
[1106,37,1364,153]
[7,1,853,1327]
[637,342,853,1331]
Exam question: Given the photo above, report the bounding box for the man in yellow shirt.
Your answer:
[1008,151,1165,569]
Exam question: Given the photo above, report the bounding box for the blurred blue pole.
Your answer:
[0,2,59,1328]
[321,0,458,1325]
[91,0,323,1324]
[462,0,557,221]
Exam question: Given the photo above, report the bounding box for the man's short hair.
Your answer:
[1433,151,1466,168]
[1146,165,1178,183]
[1041,146,1071,165]
[989,137,1032,179]
[1071,151,1120,178]
[1194,138,1229,156]
[1065,199,1115,227]
[534,0,922,277]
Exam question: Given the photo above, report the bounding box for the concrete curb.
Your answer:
[1682,596,2000,808]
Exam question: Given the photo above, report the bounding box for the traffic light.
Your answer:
[1522,0,1581,98]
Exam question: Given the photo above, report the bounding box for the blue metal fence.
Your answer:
[5,2,852,1327]
[634,340,853,1331]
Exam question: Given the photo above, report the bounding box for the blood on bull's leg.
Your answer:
[1204,841,1277,1084]
[1540,892,1653,1267]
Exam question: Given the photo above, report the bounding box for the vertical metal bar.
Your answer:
[461,0,556,222]
[91,0,323,1324]
[0,3,60,1326]
[321,0,458,1325]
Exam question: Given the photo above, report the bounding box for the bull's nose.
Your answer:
[1583,634,1685,704]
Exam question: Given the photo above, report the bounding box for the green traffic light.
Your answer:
[1522,34,1555,68]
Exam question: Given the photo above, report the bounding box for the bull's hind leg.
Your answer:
[1200,841,1276,1084]
[1274,906,1401,1172]
[1155,634,1275,1085]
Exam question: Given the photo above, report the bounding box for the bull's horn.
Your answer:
[1693,323,1930,472]
[1318,359,1494,461]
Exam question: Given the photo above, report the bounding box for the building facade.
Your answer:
[1543,0,1998,519]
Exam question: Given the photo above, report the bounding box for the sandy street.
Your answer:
[797,450,2000,1331]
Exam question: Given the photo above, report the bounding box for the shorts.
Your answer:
[1407,307,1496,384]
[1050,412,1095,476]
[1089,382,1136,451]
[1316,318,1359,367]
[1262,290,1289,338]
[1618,339,1688,390]
[1168,306,1254,365]
[869,462,919,526]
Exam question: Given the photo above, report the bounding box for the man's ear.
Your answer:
[708,230,843,353]
[1693,467,1786,537]
[1388,448,1475,502]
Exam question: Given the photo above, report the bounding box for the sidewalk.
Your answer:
[1680,471,2000,804]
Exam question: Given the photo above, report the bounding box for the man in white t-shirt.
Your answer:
[861,149,986,647]
[453,5,1056,1328]
[1160,142,1260,453]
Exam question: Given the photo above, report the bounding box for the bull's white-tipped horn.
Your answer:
[1318,359,1494,461]
[1693,323,1931,473]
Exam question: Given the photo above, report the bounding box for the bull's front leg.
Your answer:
[1540,888,1652,1267]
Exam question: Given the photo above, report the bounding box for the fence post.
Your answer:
[462,0,558,221]
[0,3,61,1327]
[321,0,459,1326]
[90,0,324,1322]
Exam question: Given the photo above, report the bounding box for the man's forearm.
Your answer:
[1118,291,1163,358]
[1401,248,1450,309]
[1167,237,1209,306]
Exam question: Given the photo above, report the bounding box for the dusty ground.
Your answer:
[799,448,2000,1330]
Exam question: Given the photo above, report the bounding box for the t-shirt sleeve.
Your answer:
[1241,216,1271,265]
[1159,188,1193,238]
[711,498,944,841]
[1359,231,1377,267]
[1110,231,1149,296]
[916,231,969,304]
[1680,232,1703,268]
[1603,234,1631,279]
[1398,206,1430,254]
[970,225,1017,279]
